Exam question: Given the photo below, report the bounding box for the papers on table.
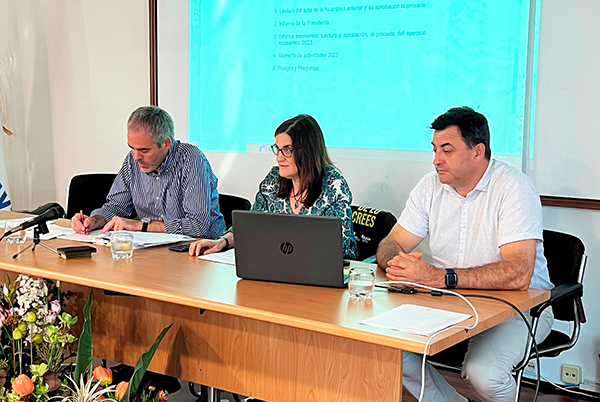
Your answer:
[61,230,103,243]
[59,230,193,249]
[0,217,30,228]
[0,218,74,241]
[33,222,75,240]
[197,248,236,266]
[0,216,194,249]
[99,231,194,249]
[360,304,472,336]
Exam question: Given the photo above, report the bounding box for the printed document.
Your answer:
[197,248,236,266]
[360,304,472,336]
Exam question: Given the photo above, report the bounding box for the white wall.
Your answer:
[531,0,600,386]
[1,0,598,388]
[529,0,600,200]
[0,0,149,210]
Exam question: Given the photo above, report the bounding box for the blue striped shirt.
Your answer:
[91,140,225,238]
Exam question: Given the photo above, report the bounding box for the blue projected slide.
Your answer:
[188,1,534,162]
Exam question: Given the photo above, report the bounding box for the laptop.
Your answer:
[232,211,347,288]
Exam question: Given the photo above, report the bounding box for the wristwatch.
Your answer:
[141,218,151,232]
[445,268,458,289]
[220,236,230,250]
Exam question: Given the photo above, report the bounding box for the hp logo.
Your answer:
[280,242,294,255]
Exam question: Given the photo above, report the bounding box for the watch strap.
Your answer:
[220,236,230,250]
[445,268,458,289]
[141,219,150,232]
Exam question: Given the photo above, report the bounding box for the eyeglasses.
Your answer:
[270,144,294,158]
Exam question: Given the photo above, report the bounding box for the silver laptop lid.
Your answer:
[233,211,346,288]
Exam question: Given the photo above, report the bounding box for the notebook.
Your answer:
[232,211,347,287]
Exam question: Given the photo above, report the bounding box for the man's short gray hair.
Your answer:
[127,106,175,145]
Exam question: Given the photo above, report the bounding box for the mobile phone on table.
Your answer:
[168,244,190,252]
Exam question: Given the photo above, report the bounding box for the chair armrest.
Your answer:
[530,283,582,318]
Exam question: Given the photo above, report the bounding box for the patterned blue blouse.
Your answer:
[252,165,358,259]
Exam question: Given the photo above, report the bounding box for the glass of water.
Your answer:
[110,231,134,260]
[3,219,26,244]
[348,266,375,301]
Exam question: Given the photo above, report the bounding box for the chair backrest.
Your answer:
[351,205,397,261]
[219,193,251,228]
[65,173,117,219]
[542,229,586,321]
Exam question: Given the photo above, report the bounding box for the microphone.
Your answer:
[2,206,64,239]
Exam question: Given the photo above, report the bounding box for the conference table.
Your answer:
[0,212,549,402]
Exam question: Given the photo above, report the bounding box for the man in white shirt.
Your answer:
[376,106,553,402]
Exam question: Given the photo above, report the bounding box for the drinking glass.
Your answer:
[110,231,134,260]
[3,219,26,244]
[348,266,375,301]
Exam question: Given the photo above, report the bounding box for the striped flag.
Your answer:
[0,112,12,211]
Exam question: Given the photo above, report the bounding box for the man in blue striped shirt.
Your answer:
[71,106,225,238]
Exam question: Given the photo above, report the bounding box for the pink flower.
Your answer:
[13,374,34,396]
[93,366,113,386]
[50,300,61,313]
[158,390,168,402]
[45,311,57,324]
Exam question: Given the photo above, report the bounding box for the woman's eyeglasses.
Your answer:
[270,144,294,158]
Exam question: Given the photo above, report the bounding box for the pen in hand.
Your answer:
[80,210,88,235]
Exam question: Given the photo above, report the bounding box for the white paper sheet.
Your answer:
[60,230,193,249]
[360,304,472,336]
[60,230,103,243]
[0,218,30,227]
[197,249,236,266]
[33,222,75,240]
[107,231,194,245]
[0,219,72,241]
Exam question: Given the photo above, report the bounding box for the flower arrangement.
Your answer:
[0,274,78,402]
[59,291,172,402]
[0,277,171,402]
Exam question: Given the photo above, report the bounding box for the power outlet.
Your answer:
[561,364,581,385]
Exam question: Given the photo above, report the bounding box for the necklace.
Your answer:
[292,190,305,209]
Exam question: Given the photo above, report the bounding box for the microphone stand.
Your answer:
[11,222,59,259]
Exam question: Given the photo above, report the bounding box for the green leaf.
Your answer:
[122,324,173,402]
[60,312,78,326]
[35,383,48,395]
[30,363,48,377]
[74,290,93,383]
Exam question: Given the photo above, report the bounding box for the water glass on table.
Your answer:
[3,219,26,244]
[110,231,134,260]
[348,266,375,301]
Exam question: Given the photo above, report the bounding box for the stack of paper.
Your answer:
[60,230,103,243]
[197,249,236,265]
[360,304,472,336]
[0,218,74,241]
[61,231,193,249]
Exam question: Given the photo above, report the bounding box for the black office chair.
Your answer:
[430,229,587,402]
[65,173,117,218]
[350,205,397,261]
[218,193,251,228]
[512,230,587,398]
